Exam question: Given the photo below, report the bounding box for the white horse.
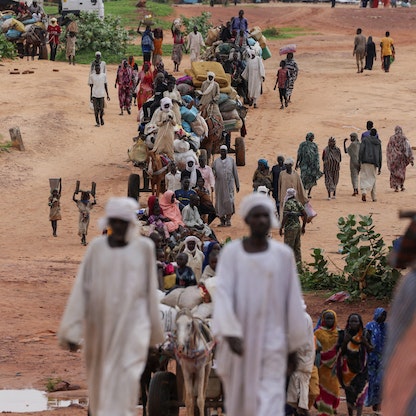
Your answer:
[175,308,214,416]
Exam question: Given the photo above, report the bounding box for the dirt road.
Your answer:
[0,3,414,414]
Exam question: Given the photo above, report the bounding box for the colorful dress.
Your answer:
[297,139,322,191]
[137,65,154,110]
[386,126,414,189]
[337,318,371,410]
[115,60,133,111]
[314,310,340,416]
[365,308,387,407]
[49,195,61,221]
[172,31,184,65]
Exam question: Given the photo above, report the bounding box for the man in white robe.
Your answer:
[186,26,205,63]
[58,197,164,416]
[286,303,315,415]
[242,48,265,108]
[212,193,308,416]
[212,145,240,227]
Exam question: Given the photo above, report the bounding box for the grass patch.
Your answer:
[105,0,140,27]
[263,26,315,39]
[52,0,174,64]
[0,141,12,152]
[43,1,59,15]
[105,0,173,29]
[45,377,63,393]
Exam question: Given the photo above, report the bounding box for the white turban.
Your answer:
[257,185,268,194]
[283,188,297,205]
[239,193,279,228]
[105,197,139,223]
[207,71,215,80]
[284,156,294,165]
[220,145,228,151]
[160,97,172,112]
[98,197,140,241]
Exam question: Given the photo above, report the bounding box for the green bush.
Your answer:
[180,12,213,39]
[299,214,401,300]
[60,12,129,59]
[0,33,17,60]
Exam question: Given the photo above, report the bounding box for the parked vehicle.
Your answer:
[59,0,104,19]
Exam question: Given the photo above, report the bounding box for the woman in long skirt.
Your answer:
[386,125,414,191]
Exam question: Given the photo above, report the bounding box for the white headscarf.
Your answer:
[98,197,139,241]
[184,235,202,252]
[160,97,172,113]
[257,185,268,194]
[284,156,294,165]
[220,144,228,151]
[239,193,279,228]
[201,71,217,96]
[283,188,296,205]
[185,156,197,187]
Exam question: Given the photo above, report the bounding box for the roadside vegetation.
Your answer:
[300,214,401,300]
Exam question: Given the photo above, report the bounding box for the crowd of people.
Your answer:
[50,7,416,416]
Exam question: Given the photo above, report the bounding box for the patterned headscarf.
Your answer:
[306,132,314,141]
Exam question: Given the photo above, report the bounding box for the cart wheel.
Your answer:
[128,174,140,201]
[148,371,179,416]
[235,136,245,166]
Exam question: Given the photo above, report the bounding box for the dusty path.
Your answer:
[0,3,415,414]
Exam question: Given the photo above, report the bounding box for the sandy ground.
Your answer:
[0,3,415,414]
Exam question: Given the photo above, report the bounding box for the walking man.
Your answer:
[353,28,366,73]
[90,64,110,127]
[213,192,308,416]
[58,197,164,416]
[344,132,361,196]
[380,31,395,73]
[186,26,205,63]
[212,145,240,227]
[359,128,382,202]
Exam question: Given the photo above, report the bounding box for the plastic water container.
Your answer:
[262,46,272,60]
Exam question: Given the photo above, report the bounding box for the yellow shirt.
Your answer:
[381,36,394,56]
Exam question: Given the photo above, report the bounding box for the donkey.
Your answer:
[147,151,168,196]
[175,309,214,416]
[200,113,223,161]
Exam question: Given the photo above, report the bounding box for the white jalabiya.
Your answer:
[241,51,265,100]
[58,236,164,416]
[186,31,205,62]
[360,162,377,196]
[286,312,315,410]
[212,239,308,416]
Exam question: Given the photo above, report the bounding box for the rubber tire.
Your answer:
[235,136,245,166]
[127,174,140,201]
[148,371,179,416]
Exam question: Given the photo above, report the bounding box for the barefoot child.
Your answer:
[48,188,61,237]
[274,60,289,109]
[73,191,96,245]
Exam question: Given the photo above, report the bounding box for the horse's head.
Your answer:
[175,308,195,354]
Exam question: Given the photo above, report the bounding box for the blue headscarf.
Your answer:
[202,241,219,272]
[365,307,387,354]
[258,158,268,168]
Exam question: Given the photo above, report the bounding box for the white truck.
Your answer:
[59,0,104,19]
